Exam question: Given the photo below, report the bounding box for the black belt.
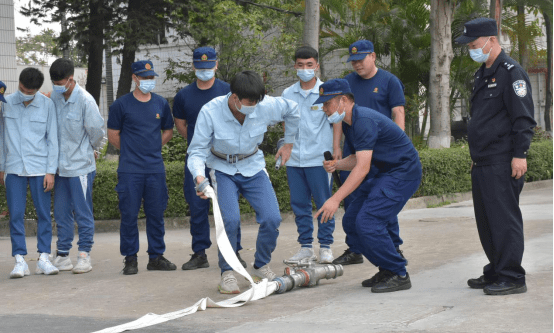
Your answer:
[210,146,258,164]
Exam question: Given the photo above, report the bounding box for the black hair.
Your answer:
[230,71,265,103]
[19,67,44,90]
[50,58,75,81]
[294,46,318,62]
[344,93,355,103]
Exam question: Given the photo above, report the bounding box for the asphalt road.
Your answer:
[0,182,551,333]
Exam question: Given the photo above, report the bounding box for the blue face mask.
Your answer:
[138,79,156,94]
[235,100,257,115]
[52,79,71,94]
[469,37,492,63]
[297,69,315,82]
[195,69,215,82]
[327,100,345,124]
[18,90,35,102]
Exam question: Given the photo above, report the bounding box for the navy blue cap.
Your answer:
[347,40,374,62]
[313,79,352,105]
[132,60,158,77]
[193,47,217,69]
[455,18,497,44]
[0,81,6,103]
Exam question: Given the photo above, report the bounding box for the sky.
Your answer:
[13,0,60,38]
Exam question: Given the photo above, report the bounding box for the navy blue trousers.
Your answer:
[184,159,242,254]
[6,175,52,256]
[471,163,526,284]
[343,175,420,276]
[116,172,168,258]
[286,166,335,246]
[54,172,96,253]
[341,143,403,253]
[212,170,281,273]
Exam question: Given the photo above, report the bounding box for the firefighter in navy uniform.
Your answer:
[456,18,536,295]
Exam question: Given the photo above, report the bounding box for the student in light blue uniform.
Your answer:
[108,60,177,275]
[188,71,300,294]
[315,79,421,293]
[333,40,407,267]
[49,58,105,274]
[173,47,245,270]
[281,46,341,264]
[0,68,59,278]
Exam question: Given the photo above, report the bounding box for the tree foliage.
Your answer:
[165,0,302,93]
[16,28,87,67]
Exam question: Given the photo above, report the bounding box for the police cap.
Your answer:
[313,78,352,105]
[455,18,497,44]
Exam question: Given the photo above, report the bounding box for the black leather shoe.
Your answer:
[467,275,495,289]
[484,281,527,295]
[396,247,408,266]
[182,253,209,270]
[236,252,247,268]
[332,249,363,265]
[362,270,387,288]
[123,256,138,275]
[147,255,177,271]
[371,271,412,293]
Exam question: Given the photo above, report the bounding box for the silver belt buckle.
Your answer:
[226,154,238,164]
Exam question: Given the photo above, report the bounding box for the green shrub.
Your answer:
[0,140,550,221]
[526,140,553,182]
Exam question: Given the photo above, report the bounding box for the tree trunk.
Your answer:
[105,43,119,155]
[517,4,529,70]
[428,0,454,149]
[302,0,319,53]
[543,8,552,132]
[115,0,141,99]
[85,0,104,105]
[489,0,503,36]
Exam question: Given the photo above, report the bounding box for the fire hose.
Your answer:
[93,179,343,333]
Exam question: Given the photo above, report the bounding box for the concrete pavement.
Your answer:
[0,182,551,333]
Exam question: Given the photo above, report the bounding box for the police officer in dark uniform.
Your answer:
[455,18,536,295]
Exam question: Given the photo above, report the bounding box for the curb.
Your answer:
[0,179,551,237]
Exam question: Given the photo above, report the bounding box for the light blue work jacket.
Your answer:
[281,79,333,167]
[187,93,300,179]
[51,84,105,177]
[0,91,58,175]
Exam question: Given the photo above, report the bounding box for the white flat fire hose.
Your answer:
[93,183,279,333]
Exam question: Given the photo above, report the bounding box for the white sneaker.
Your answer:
[319,248,334,264]
[287,247,317,262]
[218,271,240,294]
[36,253,59,275]
[72,251,92,274]
[250,264,276,282]
[10,255,30,279]
[52,254,73,271]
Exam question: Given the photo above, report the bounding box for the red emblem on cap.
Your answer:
[319,87,324,95]
[352,47,358,54]
[201,54,208,61]
[145,63,152,70]
[492,78,496,82]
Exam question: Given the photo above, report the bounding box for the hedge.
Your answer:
[0,140,551,220]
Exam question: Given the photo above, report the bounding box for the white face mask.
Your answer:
[53,78,71,94]
[235,98,257,115]
[327,99,345,124]
[18,90,35,102]
[297,69,316,82]
[137,79,156,94]
[469,37,492,63]
[195,69,215,81]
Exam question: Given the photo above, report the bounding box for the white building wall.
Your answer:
[0,1,17,94]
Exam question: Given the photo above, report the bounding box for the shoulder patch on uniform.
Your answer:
[512,80,527,97]
[502,62,515,71]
